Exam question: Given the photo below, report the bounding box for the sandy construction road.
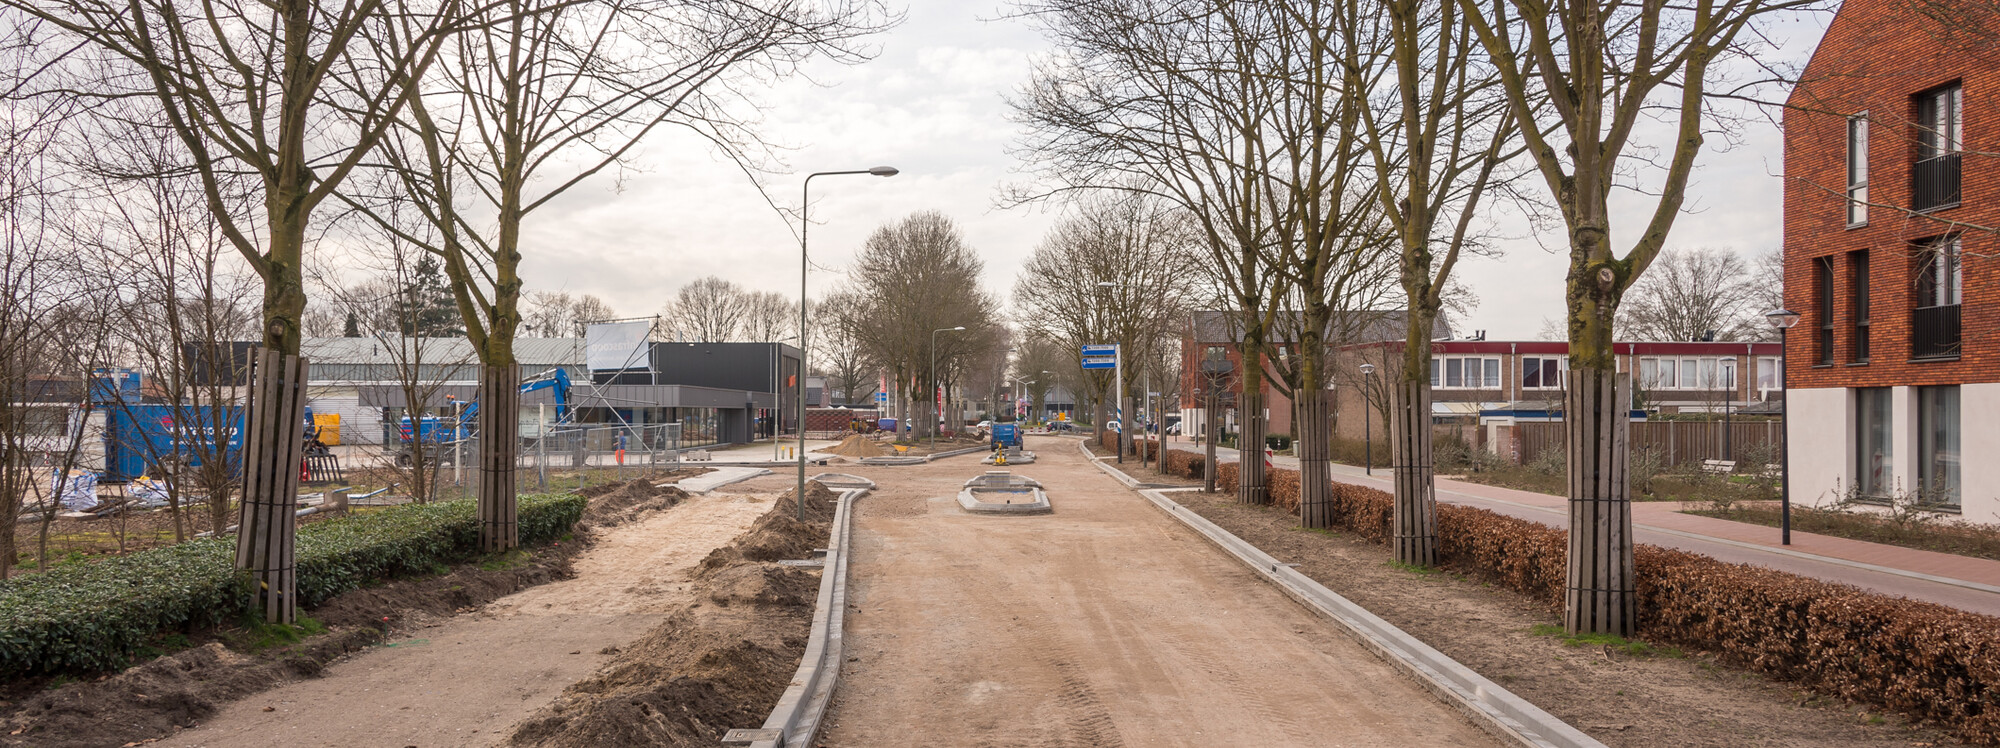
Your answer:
[820,436,1500,747]
[164,490,774,748]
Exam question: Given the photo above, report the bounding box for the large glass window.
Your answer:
[1919,236,1963,307]
[1756,357,1782,391]
[1919,386,1961,506]
[1855,388,1894,498]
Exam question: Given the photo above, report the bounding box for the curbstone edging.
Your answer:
[726,476,873,748]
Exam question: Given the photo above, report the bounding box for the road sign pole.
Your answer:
[1115,343,1124,464]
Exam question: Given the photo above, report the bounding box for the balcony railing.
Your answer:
[1912,304,1961,359]
[1913,154,1962,211]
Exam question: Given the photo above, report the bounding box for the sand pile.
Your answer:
[825,434,886,457]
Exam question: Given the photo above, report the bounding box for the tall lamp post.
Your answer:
[1360,363,1376,476]
[797,166,897,520]
[1765,308,1801,545]
[930,326,965,452]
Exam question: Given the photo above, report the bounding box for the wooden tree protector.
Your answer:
[478,363,520,553]
[235,348,308,625]
[1391,379,1437,567]
[1237,386,1267,505]
[1298,389,1334,529]
[1564,368,1636,636]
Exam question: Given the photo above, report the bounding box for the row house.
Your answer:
[1783,0,1997,522]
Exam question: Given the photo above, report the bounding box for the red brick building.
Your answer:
[1784,0,1998,522]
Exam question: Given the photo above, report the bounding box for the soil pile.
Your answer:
[825,435,885,458]
[506,482,840,748]
[578,479,690,531]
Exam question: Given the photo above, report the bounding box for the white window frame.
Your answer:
[1847,113,1869,226]
[1429,355,1501,389]
[1641,356,1739,390]
[1520,356,1568,390]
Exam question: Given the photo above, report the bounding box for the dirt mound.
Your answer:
[506,484,838,748]
[825,435,885,457]
[578,479,689,531]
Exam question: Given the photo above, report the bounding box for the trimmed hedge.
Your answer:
[0,493,585,678]
[1151,446,2000,743]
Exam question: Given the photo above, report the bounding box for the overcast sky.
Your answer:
[514,3,1835,341]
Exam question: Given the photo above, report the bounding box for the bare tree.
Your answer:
[1012,194,1203,448]
[664,276,752,342]
[1012,333,1066,422]
[814,290,876,406]
[1456,0,1818,635]
[1013,0,1307,504]
[520,291,615,339]
[839,211,999,442]
[1617,248,1765,342]
[1321,0,1524,558]
[741,291,796,344]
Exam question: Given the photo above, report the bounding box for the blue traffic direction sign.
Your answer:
[1082,356,1116,370]
[1081,344,1118,355]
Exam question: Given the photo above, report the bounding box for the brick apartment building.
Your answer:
[1784,0,1997,522]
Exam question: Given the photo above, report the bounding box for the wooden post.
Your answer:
[1298,388,1333,528]
[1391,379,1437,566]
[478,363,520,553]
[235,348,307,625]
[1565,368,1636,636]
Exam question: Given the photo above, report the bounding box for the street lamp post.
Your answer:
[930,326,965,452]
[1360,363,1376,476]
[1095,280,1125,462]
[1765,308,1801,545]
[797,166,897,520]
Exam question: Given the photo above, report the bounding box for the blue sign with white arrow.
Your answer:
[1081,343,1118,370]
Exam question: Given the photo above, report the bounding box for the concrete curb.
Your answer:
[725,476,873,748]
[1133,486,1604,748]
[674,467,771,495]
[1076,438,1144,489]
[957,472,1052,515]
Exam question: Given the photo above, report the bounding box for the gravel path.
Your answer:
[818,435,1501,747]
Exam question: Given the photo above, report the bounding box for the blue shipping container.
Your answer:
[102,404,246,482]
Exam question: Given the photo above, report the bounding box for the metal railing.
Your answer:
[1912,304,1962,359]
[1913,154,1961,211]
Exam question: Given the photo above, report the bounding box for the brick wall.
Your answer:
[1785,0,2000,389]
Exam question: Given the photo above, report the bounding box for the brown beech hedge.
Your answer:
[1141,446,2000,743]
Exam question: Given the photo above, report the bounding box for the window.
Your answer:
[1429,356,1500,389]
[1919,386,1961,506]
[1816,256,1835,365]
[1756,357,1782,391]
[1520,356,1567,389]
[1639,357,1736,389]
[1918,236,1962,307]
[1913,236,1963,359]
[1914,84,1963,211]
[1855,387,1894,498]
[1851,251,1870,362]
[1847,114,1869,225]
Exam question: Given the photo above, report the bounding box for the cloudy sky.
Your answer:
[515,3,1836,340]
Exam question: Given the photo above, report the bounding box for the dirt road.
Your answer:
[165,490,774,748]
[821,436,1501,747]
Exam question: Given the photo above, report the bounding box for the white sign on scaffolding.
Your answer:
[584,321,652,372]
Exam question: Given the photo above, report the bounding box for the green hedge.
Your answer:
[0,493,584,678]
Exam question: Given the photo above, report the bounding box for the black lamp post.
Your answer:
[1765,308,1801,545]
[1360,363,1376,476]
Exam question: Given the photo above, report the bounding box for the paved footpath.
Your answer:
[819,438,1500,747]
[1170,439,2000,616]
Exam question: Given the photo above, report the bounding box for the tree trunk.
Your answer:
[1237,353,1267,505]
[477,363,521,552]
[235,348,307,624]
[1391,377,1437,566]
[1565,365,1636,636]
[1298,387,1334,527]
[1204,385,1219,492]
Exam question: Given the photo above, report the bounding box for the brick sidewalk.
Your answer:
[1144,437,2000,616]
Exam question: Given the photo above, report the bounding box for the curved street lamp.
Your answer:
[1765,308,1801,545]
[795,166,897,520]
